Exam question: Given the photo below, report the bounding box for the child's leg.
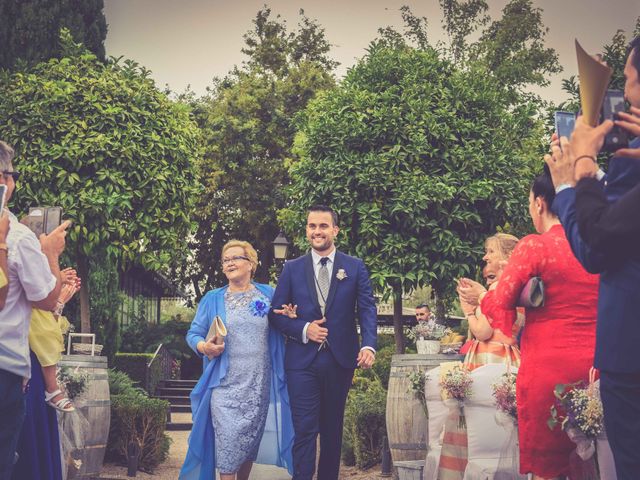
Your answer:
[42,365,73,409]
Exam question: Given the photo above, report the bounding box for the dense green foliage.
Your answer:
[182,8,336,297]
[113,353,154,392]
[0,31,202,331]
[0,0,107,69]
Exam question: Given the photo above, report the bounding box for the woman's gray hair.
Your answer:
[0,141,15,171]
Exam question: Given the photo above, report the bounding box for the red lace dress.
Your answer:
[481,224,598,478]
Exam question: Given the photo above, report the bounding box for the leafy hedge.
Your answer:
[113,353,159,393]
[106,369,171,472]
[343,378,387,469]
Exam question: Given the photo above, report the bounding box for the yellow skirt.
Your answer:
[29,309,71,367]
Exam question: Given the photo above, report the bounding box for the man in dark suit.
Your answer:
[545,36,640,479]
[269,205,377,480]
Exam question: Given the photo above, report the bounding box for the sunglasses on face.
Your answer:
[2,171,20,182]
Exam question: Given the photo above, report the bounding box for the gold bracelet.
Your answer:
[0,243,7,252]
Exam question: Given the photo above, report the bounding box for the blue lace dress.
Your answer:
[210,287,272,474]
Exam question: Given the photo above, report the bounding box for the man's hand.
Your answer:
[273,303,298,318]
[614,106,640,159]
[199,336,225,359]
[306,318,328,343]
[570,115,614,161]
[545,133,580,187]
[357,349,375,369]
[39,220,71,259]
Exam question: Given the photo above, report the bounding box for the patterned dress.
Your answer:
[481,224,598,478]
[210,287,272,474]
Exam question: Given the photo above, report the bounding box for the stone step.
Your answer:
[157,395,190,405]
[157,387,193,397]
[160,379,197,388]
[170,404,192,413]
[166,422,192,431]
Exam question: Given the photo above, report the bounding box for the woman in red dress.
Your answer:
[480,170,598,479]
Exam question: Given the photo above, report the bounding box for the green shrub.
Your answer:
[113,353,154,391]
[371,345,395,389]
[344,379,387,469]
[341,426,356,467]
[108,369,146,397]
[107,393,171,472]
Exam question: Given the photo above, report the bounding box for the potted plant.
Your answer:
[408,322,449,354]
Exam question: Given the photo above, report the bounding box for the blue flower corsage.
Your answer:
[249,298,270,317]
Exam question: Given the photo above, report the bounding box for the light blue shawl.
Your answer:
[179,283,294,479]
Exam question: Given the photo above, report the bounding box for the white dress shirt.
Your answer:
[0,212,56,378]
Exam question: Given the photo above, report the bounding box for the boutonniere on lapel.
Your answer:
[336,268,348,281]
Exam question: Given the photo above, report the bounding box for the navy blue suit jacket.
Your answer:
[268,251,378,370]
[553,138,640,373]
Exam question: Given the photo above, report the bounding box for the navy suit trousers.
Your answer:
[286,348,354,480]
[600,370,640,479]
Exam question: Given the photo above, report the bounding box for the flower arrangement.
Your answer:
[57,366,89,401]
[548,380,604,477]
[548,381,603,439]
[440,364,473,402]
[492,372,518,423]
[407,322,450,341]
[336,268,348,281]
[407,370,427,416]
[249,298,270,317]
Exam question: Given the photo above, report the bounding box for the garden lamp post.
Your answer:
[272,231,290,261]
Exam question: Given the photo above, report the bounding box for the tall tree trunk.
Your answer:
[77,251,91,334]
[393,283,405,354]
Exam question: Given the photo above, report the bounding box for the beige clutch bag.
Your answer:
[205,315,227,345]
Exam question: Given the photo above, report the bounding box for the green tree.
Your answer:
[0,31,201,333]
[280,44,542,352]
[0,0,107,70]
[183,7,336,297]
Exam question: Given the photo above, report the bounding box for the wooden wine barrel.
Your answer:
[386,353,463,463]
[59,354,111,480]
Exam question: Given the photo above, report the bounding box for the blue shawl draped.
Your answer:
[179,283,294,479]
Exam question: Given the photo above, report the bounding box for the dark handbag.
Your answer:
[516,277,544,308]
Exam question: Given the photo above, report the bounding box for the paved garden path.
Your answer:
[100,413,382,479]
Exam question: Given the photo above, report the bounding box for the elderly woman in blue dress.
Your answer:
[180,240,294,480]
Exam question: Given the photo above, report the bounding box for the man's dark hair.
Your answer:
[307,205,338,226]
[628,36,640,76]
[532,165,556,209]
[416,303,431,311]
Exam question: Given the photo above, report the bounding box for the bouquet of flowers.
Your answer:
[440,364,473,428]
[407,370,427,416]
[407,322,450,341]
[57,366,89,401]
[440,364,473,401]
[548,378,604,480]
[492,372,518,424]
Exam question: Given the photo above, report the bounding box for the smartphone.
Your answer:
[601,89,629,151]
[554,111,576,141]
[44,206,62,234]
[0,184,6,212]
[26,207,46,237]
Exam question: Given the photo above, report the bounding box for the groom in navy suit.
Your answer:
[269,205,378,480]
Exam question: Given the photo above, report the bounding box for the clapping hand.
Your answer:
[457,278,487,307]
[273,303,298,318]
